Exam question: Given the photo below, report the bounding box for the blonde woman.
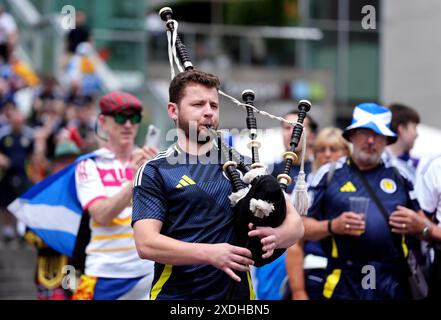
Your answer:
[286,127,350,300]
[311,127,351,179]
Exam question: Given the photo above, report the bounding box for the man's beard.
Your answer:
[354,148,382,167]
[178,119,218,145]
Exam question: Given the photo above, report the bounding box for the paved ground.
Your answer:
[0,240,37,300]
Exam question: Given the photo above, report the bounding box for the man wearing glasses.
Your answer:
[72,91,157,300]
[303,103,427,300]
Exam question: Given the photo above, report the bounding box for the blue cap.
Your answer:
[343,103,397,145]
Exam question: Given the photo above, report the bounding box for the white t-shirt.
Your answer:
[415,155,441,224]
[0,12,17,44]
[75,148,154,278]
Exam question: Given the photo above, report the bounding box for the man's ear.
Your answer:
[167,102,178,121]
[397,123,405,136]
[98,114,106,127]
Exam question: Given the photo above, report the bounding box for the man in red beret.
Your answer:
[72,91,158,300]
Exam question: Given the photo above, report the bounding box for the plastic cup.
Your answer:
[349,196,369,235]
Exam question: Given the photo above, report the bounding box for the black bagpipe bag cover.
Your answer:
[234,174,287,267]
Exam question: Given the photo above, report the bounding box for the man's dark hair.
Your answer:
[283,109,318,134]
[169,69,220,105]
[389,103,420,133]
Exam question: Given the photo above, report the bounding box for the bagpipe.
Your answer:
[159,7,311,267]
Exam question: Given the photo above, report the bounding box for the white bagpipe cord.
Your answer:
[218,91,298,126]
[167,20,184,79]
[293,130,309,216]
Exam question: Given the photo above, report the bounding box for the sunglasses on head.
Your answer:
[110,113,142,125]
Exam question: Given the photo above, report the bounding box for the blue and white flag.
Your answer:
[8,153,96,256]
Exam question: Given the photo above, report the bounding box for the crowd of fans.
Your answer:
[0,7,102,299]
[1,6,441,301]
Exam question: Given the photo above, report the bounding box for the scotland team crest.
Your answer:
[380,178,397,194]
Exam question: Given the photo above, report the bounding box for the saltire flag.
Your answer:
[7,153,96,256]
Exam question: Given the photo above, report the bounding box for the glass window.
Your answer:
[309,0,339,21]
[347,31,379,101]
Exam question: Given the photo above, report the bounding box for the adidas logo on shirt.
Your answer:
[176,175,196,188]
[340,181,357,192]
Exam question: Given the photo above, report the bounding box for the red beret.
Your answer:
[99,91,143,114]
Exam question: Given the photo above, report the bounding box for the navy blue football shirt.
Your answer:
[308,156,420,262]
[132,144,254,300]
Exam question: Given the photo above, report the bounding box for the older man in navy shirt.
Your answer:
[303,103,427,300]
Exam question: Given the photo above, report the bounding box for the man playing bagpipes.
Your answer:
[132,69,304,300]
[132,7,312,300]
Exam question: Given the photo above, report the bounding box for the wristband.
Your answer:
[328,219,335,235]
